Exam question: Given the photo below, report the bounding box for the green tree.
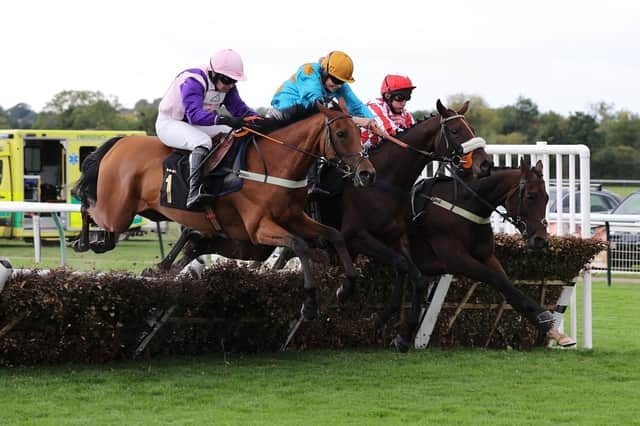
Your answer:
[7,103,37,128]
[497,96,540,141]
[536,111,567,144]
[602,110,640,150]
[446,94,503,140]
[35,90,128,129]
[493,132,529,145]
[67,100,129,129]
[32,111,63,129]
[565,112,604,150]
[592,145,640,179]
[133,98,160,135]
[0,106,9,128]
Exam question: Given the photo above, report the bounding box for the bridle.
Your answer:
[501,171,548,239]
[242,112,367,179]
[436,114,471,165]
[418,164,547,238]
[320,113,369,178]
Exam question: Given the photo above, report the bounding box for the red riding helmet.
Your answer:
[380,75,416,96]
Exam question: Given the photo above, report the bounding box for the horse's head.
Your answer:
[457,143,494,179]
[504,160,550,250]
[435,99,493,177]
[317,99,376,187]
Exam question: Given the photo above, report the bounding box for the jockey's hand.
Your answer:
[217,115,245,130]
[244,115,267,133]
[353,117,377,130]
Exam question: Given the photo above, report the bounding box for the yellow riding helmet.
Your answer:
[320,51,355,83]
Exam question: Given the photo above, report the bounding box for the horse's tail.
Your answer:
[71,136,124,206]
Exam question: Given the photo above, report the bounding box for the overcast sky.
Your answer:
[3,0,639,117]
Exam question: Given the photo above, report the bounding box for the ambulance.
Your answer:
[0,129,147,240]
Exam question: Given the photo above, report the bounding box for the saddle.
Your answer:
[160,133,253,212]
[411,176,452,224]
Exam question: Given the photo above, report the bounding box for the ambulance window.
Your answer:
[24,146,41,173]
[79,147,97,168]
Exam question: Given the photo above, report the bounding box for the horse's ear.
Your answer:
[436,99,447,116]
[519,159,527,172]
[534,160,544,175]
[317,100,328,113]
[338,97,348,112]
[458,100,470,115]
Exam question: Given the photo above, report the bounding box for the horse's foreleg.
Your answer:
[443,253,576,347]
[288,213,358,298]
[254,219,318,320]
[482,256,575,347]
[159,227,200,270]
[71,206,91,253]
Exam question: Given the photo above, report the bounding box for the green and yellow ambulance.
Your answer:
[0,129,147,240]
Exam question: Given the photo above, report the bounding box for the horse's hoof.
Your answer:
[393,334,411,353]
[71,240,89,253]
[90,242,110,254]
[547,329,577,348]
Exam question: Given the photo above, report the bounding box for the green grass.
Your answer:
[1,228,640,424]
[0,225,181,274]
[603,185,639,199]
[0,280,639,425]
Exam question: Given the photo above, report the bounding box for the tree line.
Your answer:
[1,90,639,178]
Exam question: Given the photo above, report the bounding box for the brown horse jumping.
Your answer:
[72,100,375,320]
[408,161,576,347]
[269,100,494,349]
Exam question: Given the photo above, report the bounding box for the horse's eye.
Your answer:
[450,128,458,134]
[336,130,346,138]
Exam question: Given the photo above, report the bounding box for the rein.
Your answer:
[414,164,539,231]
[242,113,365,177]
[371,113,469,165]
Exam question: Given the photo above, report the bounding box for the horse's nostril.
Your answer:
[358,170,375,186]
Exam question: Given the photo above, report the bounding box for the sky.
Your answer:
[2,0,639,117]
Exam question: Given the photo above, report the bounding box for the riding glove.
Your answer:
[217,115,246,129]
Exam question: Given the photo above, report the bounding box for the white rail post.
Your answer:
[33,212,41,263]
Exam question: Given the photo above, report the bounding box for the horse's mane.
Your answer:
[258,102,341,133]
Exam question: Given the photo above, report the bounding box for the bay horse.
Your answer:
[405,161,576,348]
[72,100,376,320]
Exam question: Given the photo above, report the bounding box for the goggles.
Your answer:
[390,92,411,102]
[328,75,345,85]
[217,73,237,85]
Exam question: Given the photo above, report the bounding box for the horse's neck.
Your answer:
[374,119,439,188]
[468,169,520,210]
[252,115,323,179]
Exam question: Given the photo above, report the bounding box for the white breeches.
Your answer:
[155,112,232,150]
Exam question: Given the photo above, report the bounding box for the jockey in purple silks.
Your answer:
[156,48,260,209]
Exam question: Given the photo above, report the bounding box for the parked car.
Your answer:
[603,191,640,270]
[548,188,622,213]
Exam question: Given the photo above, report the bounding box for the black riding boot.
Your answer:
[186,146,211,210]
[307,160,330,198]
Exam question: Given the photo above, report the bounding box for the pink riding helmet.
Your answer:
[209,49,247,81]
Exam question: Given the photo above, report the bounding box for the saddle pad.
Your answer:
[159,136,252,211]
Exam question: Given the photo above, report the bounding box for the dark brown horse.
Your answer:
[72,100,375,320]
[271,100,493,345]
[407,161,576,347]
